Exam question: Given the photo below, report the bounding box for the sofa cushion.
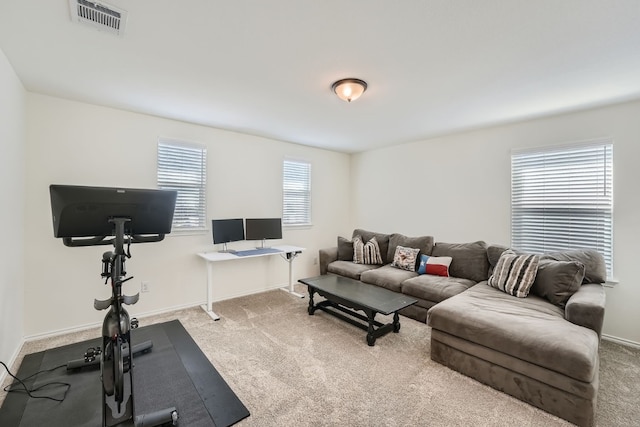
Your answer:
[353,235,383,265]
[387,233,434,262]
[487,244,509,270]
[401,275,475,304]
[417,255,452,277]
[360,265,418,293]
[353,229,391,264]
[531,259,586,306]
[326,261,380,280]
[432,241,489,282]
[337,236,353,261]
[488,250,539,298]
[391,245,420,271]
[427,283,599,383]
[542,249,606,284]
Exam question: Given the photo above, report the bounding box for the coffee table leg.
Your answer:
[308,287,316,315]
[393,312,401,333]
[366,310,377,346]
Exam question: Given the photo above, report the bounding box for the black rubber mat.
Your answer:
[0,320,250,427]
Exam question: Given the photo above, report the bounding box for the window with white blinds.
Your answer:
[157,139,207,231]
[283,159,311,226]
[511,141,613,277]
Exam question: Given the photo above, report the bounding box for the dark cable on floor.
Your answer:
[1,361,70,402]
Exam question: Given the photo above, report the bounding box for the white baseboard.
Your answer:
[22,284,292,343]
[210,282,290,304]
[0,338,26,387]
[23,301,204,342]
[602,334,640,349]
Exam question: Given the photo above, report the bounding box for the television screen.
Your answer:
[212,218,245,244]
[49,185,177,238]
[245,218,282,241]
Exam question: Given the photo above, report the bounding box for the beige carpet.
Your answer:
[2,285,639,426]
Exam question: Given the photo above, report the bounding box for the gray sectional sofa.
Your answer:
[318,229,607,427]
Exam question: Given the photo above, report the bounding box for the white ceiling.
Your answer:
[1,1,639,153]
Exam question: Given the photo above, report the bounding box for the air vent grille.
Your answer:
[69,0,127,36]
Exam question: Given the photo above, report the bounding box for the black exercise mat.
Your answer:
[0,320,250,427]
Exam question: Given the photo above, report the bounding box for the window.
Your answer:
[511,141,613,277]
[157,139,207,231]
[283,159,311,226]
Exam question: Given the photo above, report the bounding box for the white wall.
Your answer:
[351,99,640,345]
[24,94,351,337]
[0,49,26,365]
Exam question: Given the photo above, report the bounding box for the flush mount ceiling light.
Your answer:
[331,78,368,102]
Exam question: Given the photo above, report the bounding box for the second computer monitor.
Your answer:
[245,218,282,247]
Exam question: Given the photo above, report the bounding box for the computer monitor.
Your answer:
[212,218,245,252]
[49,184,177,243]
[245,218,282,248]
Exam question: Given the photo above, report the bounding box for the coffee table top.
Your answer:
[299,275,418,315]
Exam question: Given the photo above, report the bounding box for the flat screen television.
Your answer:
[49,185,177,242]
[212,218,245,252]
[245,218,282,247]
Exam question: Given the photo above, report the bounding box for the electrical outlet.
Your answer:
[141,281,150,293]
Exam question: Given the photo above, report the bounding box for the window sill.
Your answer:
[167,228,208,237]
[283,223,313,230]
[603,278,619,288]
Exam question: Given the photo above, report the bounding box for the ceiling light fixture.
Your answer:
[332,78,368,102]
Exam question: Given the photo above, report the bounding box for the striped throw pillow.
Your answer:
[353,235,383,265]
[488,250,540,298]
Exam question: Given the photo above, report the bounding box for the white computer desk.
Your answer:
[196,245,305,321]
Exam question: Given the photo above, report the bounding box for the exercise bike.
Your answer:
[50,185,180,427]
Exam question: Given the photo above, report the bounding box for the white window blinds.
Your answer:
[511,141,613,277]
[157,139,207,231]
[283,159,311,226]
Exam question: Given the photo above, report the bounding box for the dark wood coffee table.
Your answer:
[299,275,418,346]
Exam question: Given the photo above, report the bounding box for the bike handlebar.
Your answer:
[63,234,166,247]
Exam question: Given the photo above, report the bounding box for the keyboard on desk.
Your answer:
[234,247,283,257]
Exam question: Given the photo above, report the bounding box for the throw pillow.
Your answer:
[353,235,383,265]
[391,246,420,271]
[488,250,540,298]
[530,259,585,306]
[417,254,452,277]
[337,236,354,261]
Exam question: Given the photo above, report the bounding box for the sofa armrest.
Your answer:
[565,283,606,338]
[319,247,338,275]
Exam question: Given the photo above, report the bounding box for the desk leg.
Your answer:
[280,252,305,298]
[200,261,220,321]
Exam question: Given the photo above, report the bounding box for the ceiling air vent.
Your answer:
[68,0,127,36]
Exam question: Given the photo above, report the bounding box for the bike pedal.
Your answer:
[84,346,102,363]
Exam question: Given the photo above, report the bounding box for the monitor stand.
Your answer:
[219,242,236,253]
[255,239,270,250]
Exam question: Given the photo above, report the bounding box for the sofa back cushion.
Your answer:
[387,233,434,263]
[542,249,606,284]
[352,229,391,264]
[432,241,489,282]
